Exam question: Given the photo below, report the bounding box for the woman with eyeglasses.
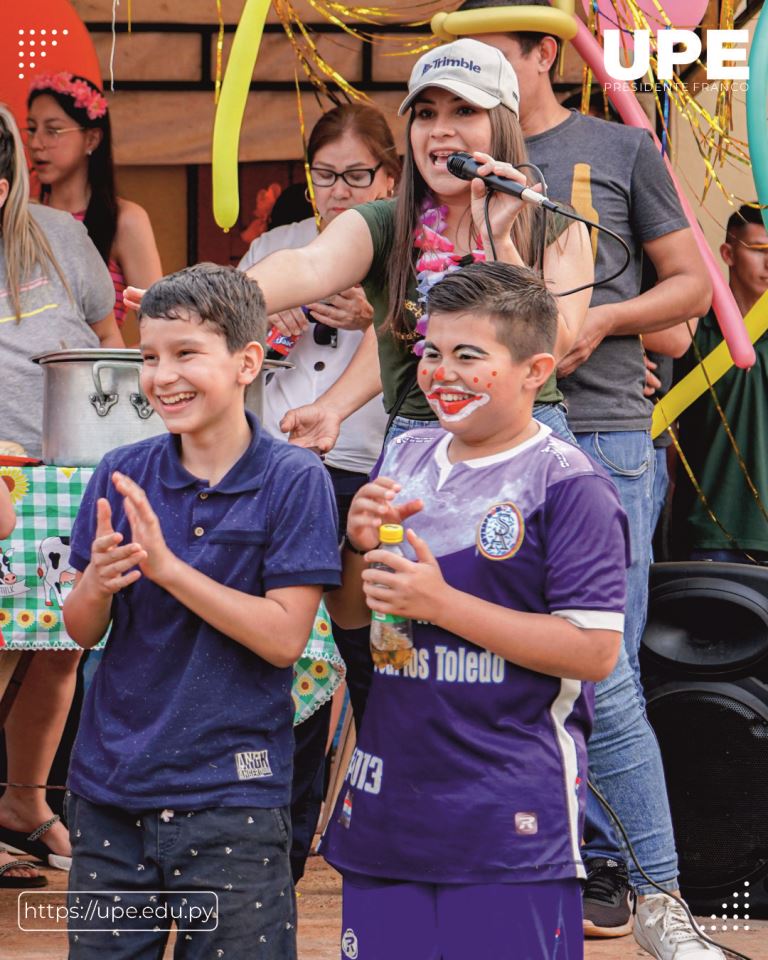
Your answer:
[240,103,400,524]
[239,103,400,885]
[27,73,162,341]
[0,104,121,887]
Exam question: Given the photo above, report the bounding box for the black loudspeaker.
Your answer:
[641,562,768,919]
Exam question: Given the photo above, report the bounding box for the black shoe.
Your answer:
[583,857,635,937]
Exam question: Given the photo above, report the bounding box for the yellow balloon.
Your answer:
[212,0,272,231]
[431,5,578,43]
[652,290,768,438]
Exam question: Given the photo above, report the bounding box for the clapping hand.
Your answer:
[112,472,175,585]
[87,497,146,596]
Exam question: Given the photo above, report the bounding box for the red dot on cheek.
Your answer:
[420,368,428,377]
[492,371,498,376]
[486,383,493,389]
[473,377,479,383]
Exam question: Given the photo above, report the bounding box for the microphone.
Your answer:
[447,152,560,211]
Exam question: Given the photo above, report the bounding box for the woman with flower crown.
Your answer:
[241,38,593,452]
[27,73,162,340]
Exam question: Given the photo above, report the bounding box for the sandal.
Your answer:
[0,858,47,888]
[0,816,72,871]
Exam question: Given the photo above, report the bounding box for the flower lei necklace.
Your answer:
[411,195,485,355]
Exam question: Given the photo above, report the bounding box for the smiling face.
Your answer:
[310,131,394,224]
[139,313,262,441]
[417,309,553,454]
[26,94,98,186]
[409,87,492,201]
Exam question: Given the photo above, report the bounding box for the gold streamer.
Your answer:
[295,72,323,231]
[214,0,225,104]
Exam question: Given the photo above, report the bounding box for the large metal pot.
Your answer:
[32,349,287,467]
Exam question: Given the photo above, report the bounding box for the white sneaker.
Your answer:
[634,894,726,959]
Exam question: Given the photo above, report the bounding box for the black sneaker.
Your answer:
[583,857,636,937]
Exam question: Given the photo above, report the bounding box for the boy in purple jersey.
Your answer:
[323,262,629,960]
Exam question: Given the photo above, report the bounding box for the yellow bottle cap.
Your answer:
[379,523,404,544]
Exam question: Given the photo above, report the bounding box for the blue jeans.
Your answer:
[651,447,669,536]
[533,401,576,443]
[66,793,296,959]
[385,416,441,446]
[575,431,678,894]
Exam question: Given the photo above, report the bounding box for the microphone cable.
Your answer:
[588,778,755,960]
[476,161,632,299]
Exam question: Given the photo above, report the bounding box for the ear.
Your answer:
[237,340,264,386]
[537,36,559,74]
[720,241,735,268]
[0,178,9,210]
[525,352,556,391]
[384,174,396,198]
[84,128,103,156]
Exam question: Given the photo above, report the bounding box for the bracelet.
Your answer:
[342,534,374,555]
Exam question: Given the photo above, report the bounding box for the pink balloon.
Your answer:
[580,0,708,44]
[571,19,755,368]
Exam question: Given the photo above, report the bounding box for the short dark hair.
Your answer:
[725,204,765,242]
[456,0,561,79]
[426,261,558,359]
[139,263,267,352]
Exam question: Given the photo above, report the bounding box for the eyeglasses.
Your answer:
[309,163,382,189]
[24,125,85,147]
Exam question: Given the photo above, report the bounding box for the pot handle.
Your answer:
[90,361,155,421]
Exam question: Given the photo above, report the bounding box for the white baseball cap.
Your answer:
[398,38,520,117]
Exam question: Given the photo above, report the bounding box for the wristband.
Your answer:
[342,533,374,555]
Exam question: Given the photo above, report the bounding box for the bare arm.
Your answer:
[0,482,16,540]
[113,200,163,290]
[245,208,374,313]
[542,220,593,360]
[642,320,697,359]
[92,313,125,348]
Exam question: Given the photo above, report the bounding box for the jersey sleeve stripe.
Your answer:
[551,609,625,633]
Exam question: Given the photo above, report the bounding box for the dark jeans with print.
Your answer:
[66,792,296,960]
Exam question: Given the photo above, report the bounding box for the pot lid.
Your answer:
[31,348,292,370]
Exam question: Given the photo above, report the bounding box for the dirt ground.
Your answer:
[0,855,765,959]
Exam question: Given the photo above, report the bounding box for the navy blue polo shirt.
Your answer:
[68,413,341,810]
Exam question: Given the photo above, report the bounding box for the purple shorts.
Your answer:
[340,873,583,960]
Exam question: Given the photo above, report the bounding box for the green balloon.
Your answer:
[747,5,768,233]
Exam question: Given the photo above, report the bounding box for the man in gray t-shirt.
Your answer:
[459,8,716,959]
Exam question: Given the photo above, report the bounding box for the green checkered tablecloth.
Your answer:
[0,464,346,721]
[0,465,93,650]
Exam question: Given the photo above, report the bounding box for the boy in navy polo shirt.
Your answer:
[63,264,341,959]
[323,262,629,960]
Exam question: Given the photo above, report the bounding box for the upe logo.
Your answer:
[603,29,749,81]
[342,928,359,958]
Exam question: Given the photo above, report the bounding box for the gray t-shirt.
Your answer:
[526,111,689,432]
[0,204,115,457]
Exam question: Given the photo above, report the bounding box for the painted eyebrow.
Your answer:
[454,344,490,355]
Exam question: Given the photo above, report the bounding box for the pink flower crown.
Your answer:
[30,73,108,121]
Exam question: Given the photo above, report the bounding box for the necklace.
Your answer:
[411,195,484,355]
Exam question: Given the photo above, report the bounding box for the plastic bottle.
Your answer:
[369,523,415,670]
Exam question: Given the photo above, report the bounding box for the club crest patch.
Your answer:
[477,502,525,560]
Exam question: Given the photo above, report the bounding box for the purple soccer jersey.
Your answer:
[321,425,629,885]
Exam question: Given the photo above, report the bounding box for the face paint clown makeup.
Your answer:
[425,384,491,421]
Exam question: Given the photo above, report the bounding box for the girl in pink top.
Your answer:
[27,73,162,334]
